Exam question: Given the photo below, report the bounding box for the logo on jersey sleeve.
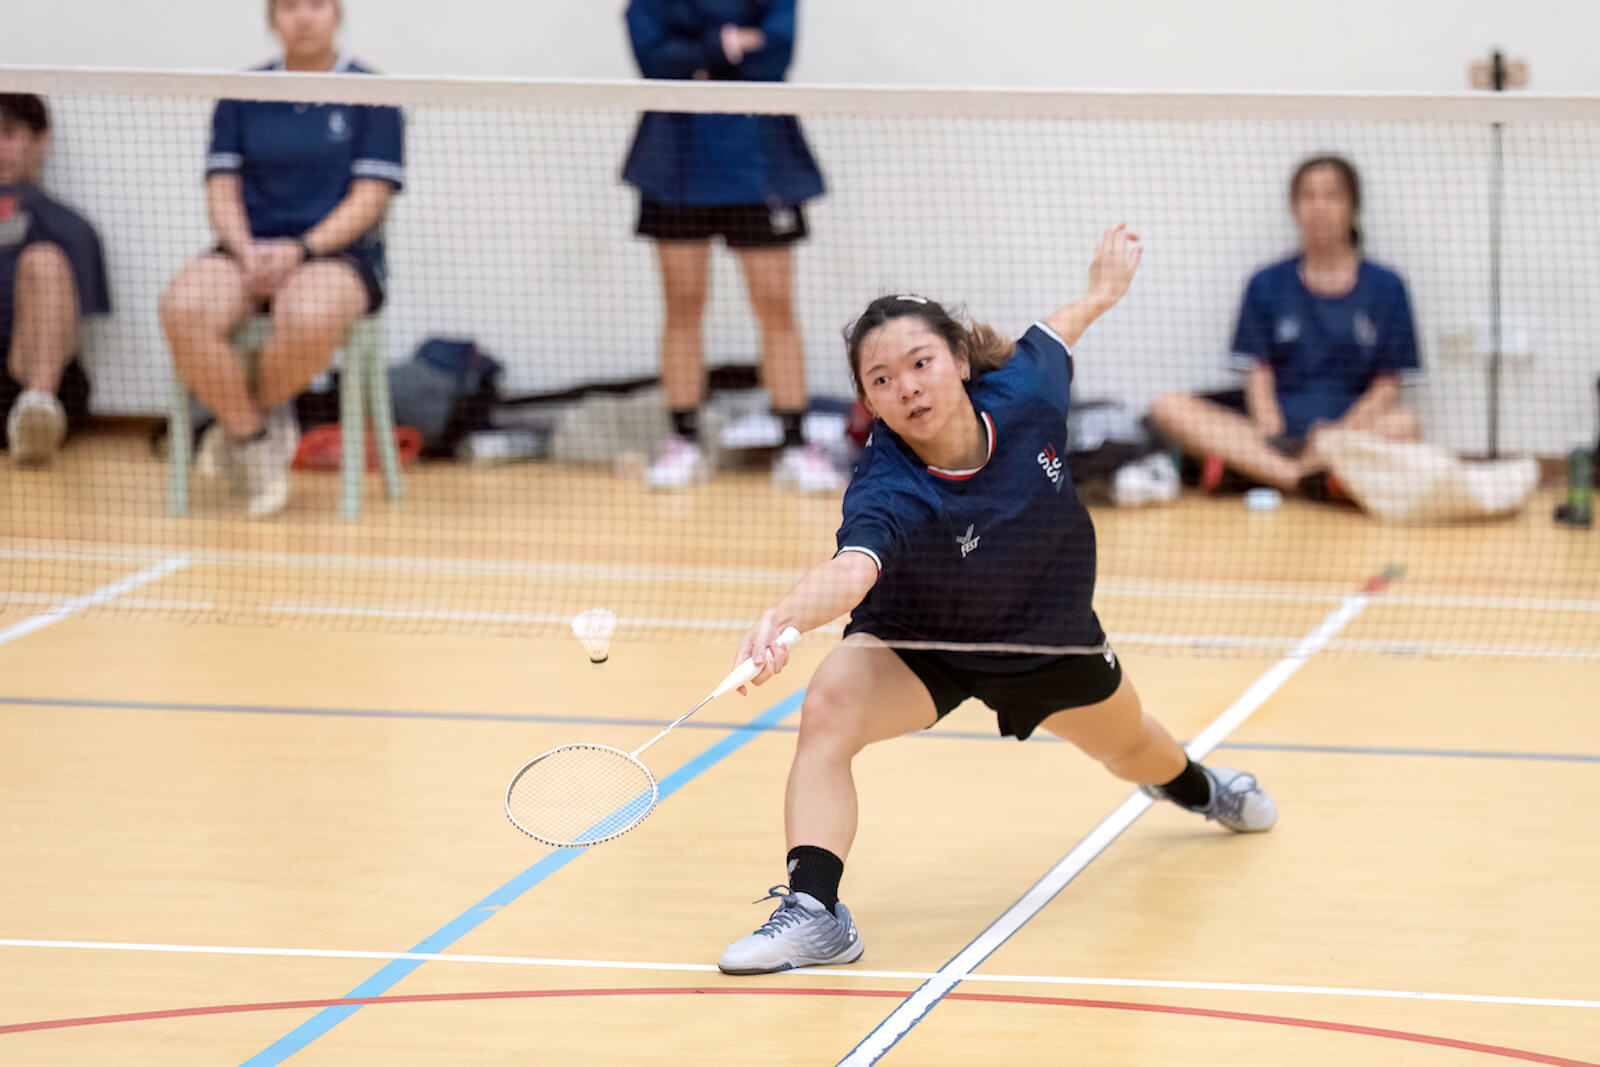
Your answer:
[1274,317,1301,343]
[1037,444,1063,490]
[956,524,981,559]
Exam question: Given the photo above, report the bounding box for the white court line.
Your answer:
[0,556,191,648]
[0,593,215,613]
[0,939,1593,1011]
[836,592,1373,1067]
[0,542,798,586]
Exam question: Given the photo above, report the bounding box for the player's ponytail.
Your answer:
[845,295,1015,398]
[962,321,1017,376]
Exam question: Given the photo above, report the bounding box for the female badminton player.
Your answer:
[717,224,1278,975]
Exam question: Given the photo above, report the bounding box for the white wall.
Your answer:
[10,0,1600,91]
[9,2,1600,453]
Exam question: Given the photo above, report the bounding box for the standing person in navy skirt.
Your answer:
[623,1,841,493]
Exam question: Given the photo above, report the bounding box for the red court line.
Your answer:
[1,986,1593,1064]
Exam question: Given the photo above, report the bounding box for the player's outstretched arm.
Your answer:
[734,552,880,693]
[1045,223,1143,348]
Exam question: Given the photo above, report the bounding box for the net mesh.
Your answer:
[506,744,658,847]
[1,70,1597,658]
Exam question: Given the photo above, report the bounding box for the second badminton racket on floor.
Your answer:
[505,627,802,848]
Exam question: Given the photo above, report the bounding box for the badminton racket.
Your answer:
[504,626,802,847]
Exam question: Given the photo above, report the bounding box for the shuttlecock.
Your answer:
[571,609,617,663]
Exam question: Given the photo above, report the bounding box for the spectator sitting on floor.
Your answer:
[1149,155,1420,497]
[0,93,111,469]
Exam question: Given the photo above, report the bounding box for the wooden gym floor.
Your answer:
[1,433,1597,1065]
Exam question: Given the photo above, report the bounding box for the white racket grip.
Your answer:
[712,626,802,698]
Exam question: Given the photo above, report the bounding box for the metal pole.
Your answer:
[1487,50,1506,459]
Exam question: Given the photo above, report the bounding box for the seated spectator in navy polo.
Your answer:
[0,93,110,469]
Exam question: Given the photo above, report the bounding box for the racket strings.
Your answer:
[505,744,658,847]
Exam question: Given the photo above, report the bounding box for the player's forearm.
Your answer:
[1245,364,1285,436]
[303,180,391,256]
[205,175,253,255]
[1043,294,1116,349]
[769,553,879,634]
[1333,376,1401,431]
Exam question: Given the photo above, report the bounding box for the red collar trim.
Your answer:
[926,412,996,481]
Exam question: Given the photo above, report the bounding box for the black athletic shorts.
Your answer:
[890,645,1124,742]
[211,245,385,314]
[636,200,808,248]
[1204,389,1307,457]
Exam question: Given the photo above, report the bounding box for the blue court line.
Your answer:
[5,694,1599,765]
[237,688,805,1067]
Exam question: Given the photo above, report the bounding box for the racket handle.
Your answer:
[711,626,802,698]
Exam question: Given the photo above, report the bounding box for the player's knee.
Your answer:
[749,290,796,332]
[159,282,219,340]
[271,301,349,351]
[1391,409,1423,442]
[662,287,708,324]
[1147,391,1191,430]
[797,683,868,754]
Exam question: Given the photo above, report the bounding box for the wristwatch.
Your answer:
[297,236,315,261]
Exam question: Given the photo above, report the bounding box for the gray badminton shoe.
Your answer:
[717,886,864,975]
[1142,765,1278,833]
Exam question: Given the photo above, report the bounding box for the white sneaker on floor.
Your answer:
[1142,765,1278,833]
[717,886,864,975]
[196,423,246,495]
[644,437,709,490]
[772,444,845,493]
[6,390,66,468]
[237,406,297,518]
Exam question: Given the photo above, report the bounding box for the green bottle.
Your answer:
[1560,447,1594,527]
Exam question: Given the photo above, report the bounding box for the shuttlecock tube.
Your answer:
[572,609,618,663]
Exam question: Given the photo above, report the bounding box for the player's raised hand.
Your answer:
[1087,223,1143,309]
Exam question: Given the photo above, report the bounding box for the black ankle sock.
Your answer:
[786,845,843,912]
[670,408,699,440]
[1157,759,1213,810]
[775,409,806,449]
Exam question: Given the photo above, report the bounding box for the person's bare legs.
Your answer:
[7,243,80,466]
[1037,676,1187,785]
[255,260,367,410]
[1040,671,1278,833]
[159,254,256,436]
[735,246,806,414]
[1149,391,1304,490]
[9,242,77,394]
[655,241,712,413]
[784,636,938,859]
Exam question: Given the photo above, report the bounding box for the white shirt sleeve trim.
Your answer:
[352,159,405,182]
[206,152,243,171]
[835,545,883,571]
[1032,320,1072,356]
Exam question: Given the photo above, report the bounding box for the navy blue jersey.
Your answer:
[0,182,110,347]
[206,57,404,263]
[622,0,825,208]
[1230,256,1419,437]
[837,323,1105,653]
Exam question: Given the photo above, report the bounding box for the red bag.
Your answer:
[292,425,423,472]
